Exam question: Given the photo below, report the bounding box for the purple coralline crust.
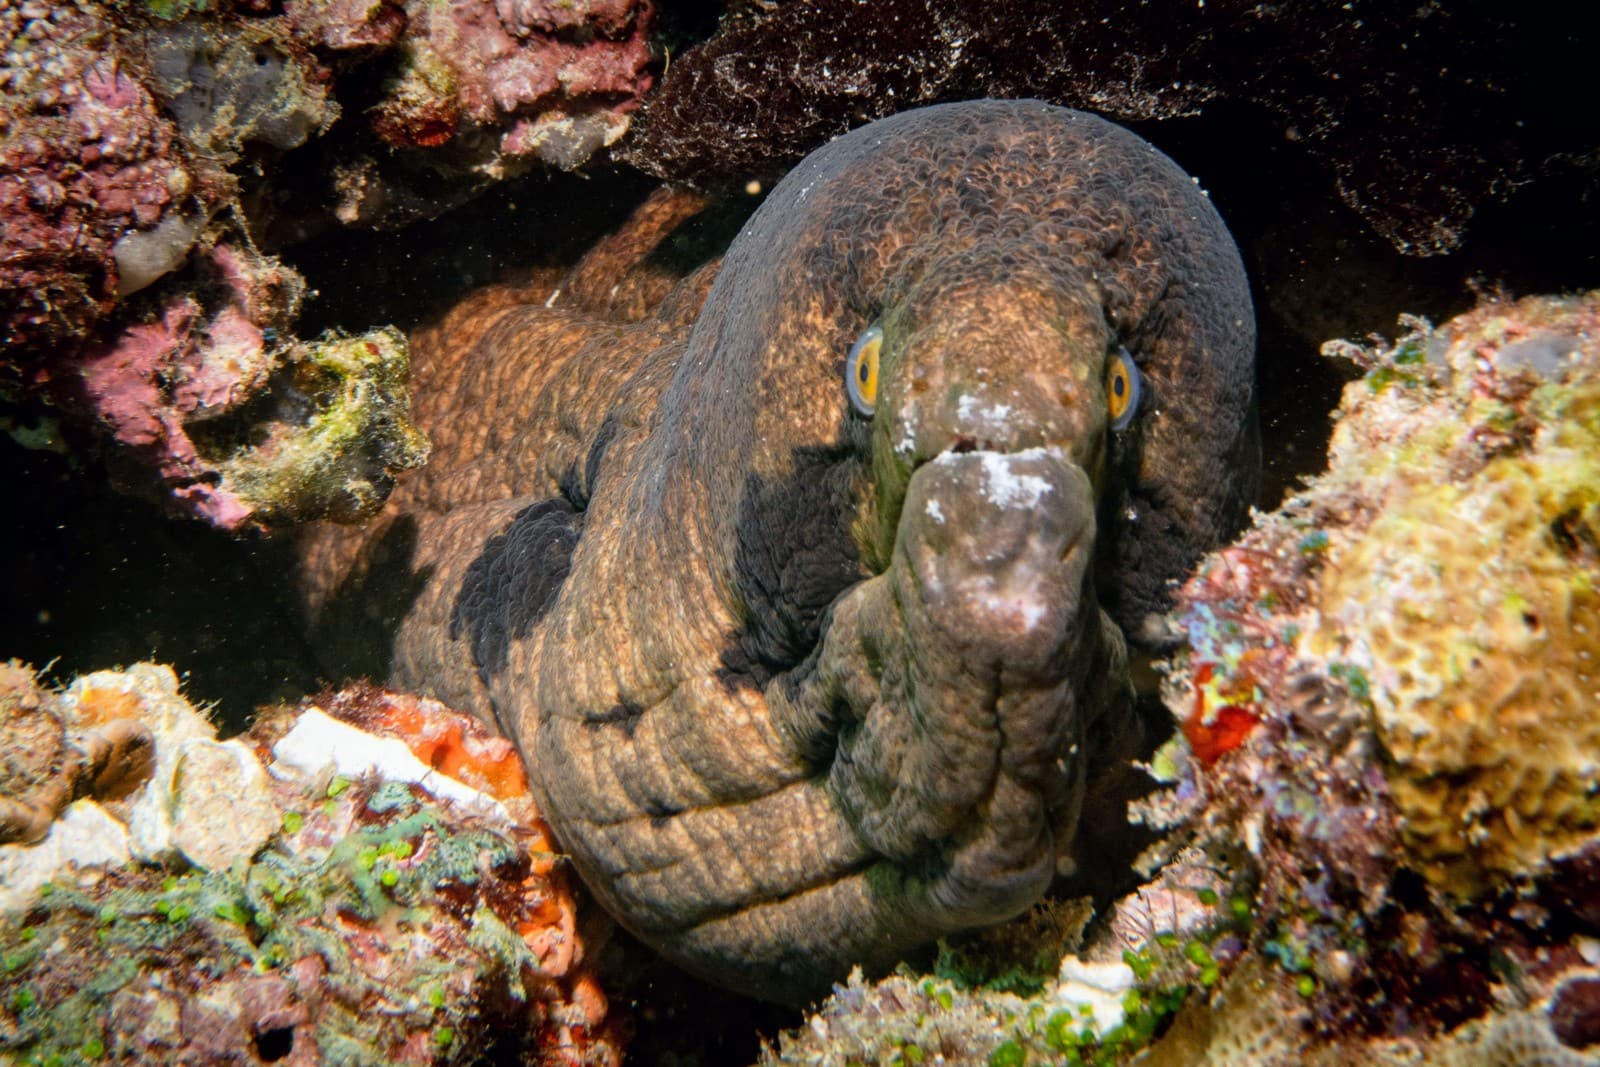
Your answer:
[623,0,1591,256]
[0,3,188,362]
[368,0,654,157]
[2,0,653,528]
[3,0,653,529]
[282,0,407,51]
[76,243,300,532]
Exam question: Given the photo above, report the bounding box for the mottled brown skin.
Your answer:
[299,101,1256,1004]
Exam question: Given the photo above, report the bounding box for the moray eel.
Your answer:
[299,100,1257,1004]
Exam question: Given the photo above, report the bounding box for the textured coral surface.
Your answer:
[2,0,651,528]
[1309,297,1600,895]
[0,0,189,358]
[0,665,620,1066]
[1137,292,1600,1063]
[366,0,652,172]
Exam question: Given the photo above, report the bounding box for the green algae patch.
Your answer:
[206,327,431,526]
[0,782,525,1065]
[0,675,613,1066]
[764,893,1235,1066]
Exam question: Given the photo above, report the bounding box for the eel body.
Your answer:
[299,100,1257,1004]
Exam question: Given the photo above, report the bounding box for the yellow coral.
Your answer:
[1308,302,1600,897]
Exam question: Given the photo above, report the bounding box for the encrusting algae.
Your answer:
[1311,303,1600,897]
[1139,291,1600,1064]
[0,665,620,1066]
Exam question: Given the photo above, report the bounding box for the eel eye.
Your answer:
[846,324,883,416]
[1107,347,1142,431]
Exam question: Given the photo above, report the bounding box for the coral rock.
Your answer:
[142,18,337,160]
[78,244,430,530]
[1308,295,1600,896]
[0,664,623,1066]
[355,0,653,175]
[624,0,1591,256]
[0,0,189,358]
[1122,292,1600,1064]
[0,662,157,851]
[4,0,639,530]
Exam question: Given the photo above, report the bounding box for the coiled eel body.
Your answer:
[299,100,1257,1004]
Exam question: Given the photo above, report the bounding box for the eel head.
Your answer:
[806,263,1143,934]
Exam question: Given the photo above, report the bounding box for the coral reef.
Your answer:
[0,0,421,530]
[1173,293,1600,900]
[1142,291,1600,1060]
[0,664,621,1065]
[360,0,652,174]
[761,886,1232,1067]
[2,0,652,527]
[764,292,1600,1065]
[1311,315,1600,896]
[623,0,1593,256]
[276,0,655,231]
[1,0,191,358]
[78,240,430,529]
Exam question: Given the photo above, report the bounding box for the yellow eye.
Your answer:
[1108,347,1141,431]
[846,324,882,416]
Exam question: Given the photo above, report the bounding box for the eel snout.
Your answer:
[817,440,1131,956]
[900,447,1099,676]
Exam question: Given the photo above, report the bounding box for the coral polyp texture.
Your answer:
[1,0,190,357]
[364,0,653,171]
[78,241,430,529]
[0,664,621,1066]
[1309,296,1600,895]
[1144,291,1600,1062]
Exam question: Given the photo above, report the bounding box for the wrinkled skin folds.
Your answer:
[298,101,1257,1004]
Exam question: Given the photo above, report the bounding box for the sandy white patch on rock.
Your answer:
[269,706,510,821]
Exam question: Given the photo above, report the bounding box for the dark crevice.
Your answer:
[252,1025,294,1062]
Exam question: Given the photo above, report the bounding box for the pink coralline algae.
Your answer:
[82,59,143,110]
[75,245,278,529]
[0,2,191,362]
[3,0,650,530]
[77,243,429,530]
[362,0,655,171]
[281,0,406,52]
